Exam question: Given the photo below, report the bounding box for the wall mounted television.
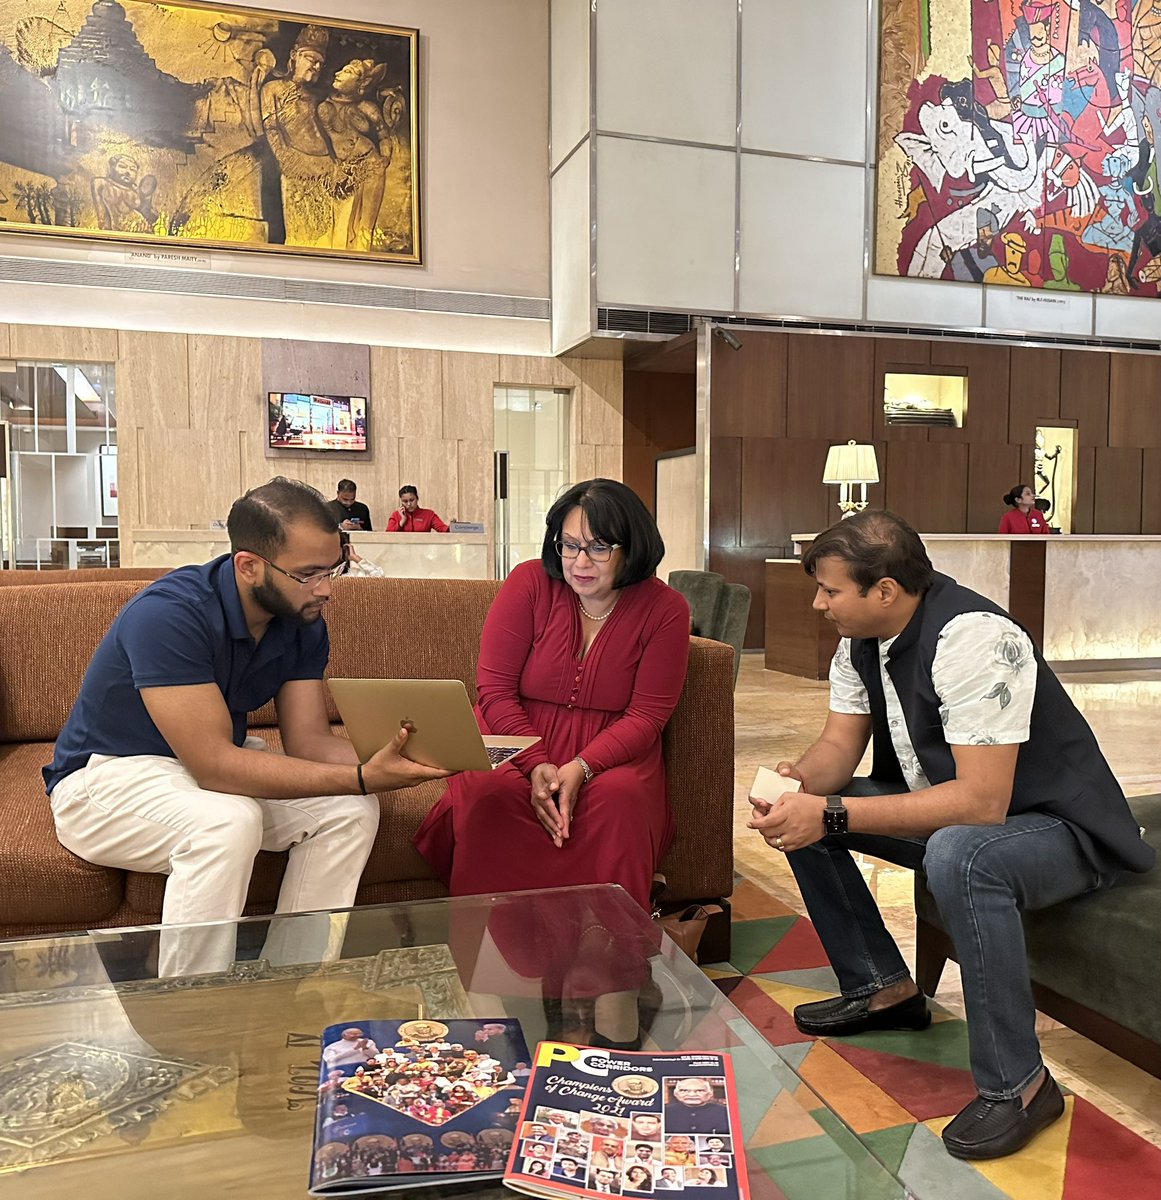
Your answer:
[268,393,368,453]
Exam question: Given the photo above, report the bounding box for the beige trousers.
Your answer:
[50,736,379,977]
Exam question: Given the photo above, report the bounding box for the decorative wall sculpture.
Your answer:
[876,0,1161,297]
[0,2,420,261]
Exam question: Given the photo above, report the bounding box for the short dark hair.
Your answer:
[228,477,339,556]
[802,509,934,596]
[337,478,357,492]
[1003,483,1032,506]
[541,478,664,588]
[399,484,418,499]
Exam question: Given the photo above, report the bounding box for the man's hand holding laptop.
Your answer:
[362,722,454,792]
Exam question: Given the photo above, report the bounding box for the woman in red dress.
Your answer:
[414,478,690,910]
[998,483,1050,534]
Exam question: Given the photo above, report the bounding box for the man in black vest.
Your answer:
[749,510,1153,1161]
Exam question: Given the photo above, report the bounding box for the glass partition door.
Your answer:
[0,361,117,569]
[493,386,569,579]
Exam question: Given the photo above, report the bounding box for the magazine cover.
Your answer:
[503,1043,749,1199]
[309,1017,531,1194]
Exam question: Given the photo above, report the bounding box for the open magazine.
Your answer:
[308,1017,531,1194]
[503,1043,748,1198]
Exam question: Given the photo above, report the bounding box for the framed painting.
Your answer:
[0,1,420,262]
[876,1,1160,297]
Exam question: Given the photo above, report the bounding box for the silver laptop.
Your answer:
[328,678,539,771]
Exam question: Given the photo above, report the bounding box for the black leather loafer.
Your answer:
[942,1072,1065,1160]
[793,990,932,1036]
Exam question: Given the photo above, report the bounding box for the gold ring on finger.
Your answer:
[774,835,785,851]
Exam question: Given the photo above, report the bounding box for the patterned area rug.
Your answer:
[702,877,1161,1200]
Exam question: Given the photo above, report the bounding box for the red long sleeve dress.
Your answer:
[412,559,691,911]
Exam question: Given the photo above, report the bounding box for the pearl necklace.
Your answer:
[578,595,618,621]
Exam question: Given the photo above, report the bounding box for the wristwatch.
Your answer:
[823,794,848,836]
[574,756,594,784]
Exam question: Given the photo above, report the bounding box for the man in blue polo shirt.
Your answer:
[46,477,450,976]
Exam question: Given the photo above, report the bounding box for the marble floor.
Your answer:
[729,651,1161,1149]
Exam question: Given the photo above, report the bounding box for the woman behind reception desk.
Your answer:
[998,484,1050,534]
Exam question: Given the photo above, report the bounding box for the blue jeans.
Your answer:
[785,778,1117,1099]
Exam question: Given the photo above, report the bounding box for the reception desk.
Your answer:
[764,559,839,680]
[771,535,1161,674]
[127,530,491,580]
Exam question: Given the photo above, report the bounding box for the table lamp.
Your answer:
[822,440,879,518]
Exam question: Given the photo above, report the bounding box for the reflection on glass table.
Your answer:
[0,886,909,1198]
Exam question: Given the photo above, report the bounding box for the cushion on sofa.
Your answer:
[0,581,151,744]
[1022,794,1161,1046]
[246,576,503,729]
[0,743,126,926]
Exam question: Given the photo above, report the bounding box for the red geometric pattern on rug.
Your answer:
[1061,1094,1161,1199]
[824,1039,980,1122]
[723,977,814,1048]
[750,914,830,974]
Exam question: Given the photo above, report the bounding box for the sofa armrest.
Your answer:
[659,636,736,902]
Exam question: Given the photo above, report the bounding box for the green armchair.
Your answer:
[667,570,751,684]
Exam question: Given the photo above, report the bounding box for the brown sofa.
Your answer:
[0,568,171,585]
[0,575,735,948]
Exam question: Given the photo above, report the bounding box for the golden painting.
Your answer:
[0,1,420,261]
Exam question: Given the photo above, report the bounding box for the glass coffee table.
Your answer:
[0,885,908,1198]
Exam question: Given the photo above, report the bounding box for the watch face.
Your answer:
[823,798,848,836]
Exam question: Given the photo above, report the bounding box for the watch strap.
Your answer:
[823,794,848,835]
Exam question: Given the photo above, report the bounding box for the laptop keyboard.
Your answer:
[486,745,523,764]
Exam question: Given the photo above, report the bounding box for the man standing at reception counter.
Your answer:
[386,484,449,532]
[328,479,372,531]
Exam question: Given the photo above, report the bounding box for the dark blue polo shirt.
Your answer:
[44,555,329,794]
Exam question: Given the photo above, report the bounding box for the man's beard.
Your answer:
[252,574,321,625]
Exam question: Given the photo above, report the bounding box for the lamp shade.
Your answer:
[822,440,879,485]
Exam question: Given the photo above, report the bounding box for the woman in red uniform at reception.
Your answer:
[414,478,690,911]
[998,483,1050,534]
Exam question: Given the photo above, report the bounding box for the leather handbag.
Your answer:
[656,903,723,963]
[650,878,722,962]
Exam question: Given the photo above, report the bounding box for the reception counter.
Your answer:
[771,534,1161,674]
[127,530,492,580]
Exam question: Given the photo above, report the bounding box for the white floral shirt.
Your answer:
[829,612,1037,792]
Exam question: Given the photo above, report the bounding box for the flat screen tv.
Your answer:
[268,392,368,452]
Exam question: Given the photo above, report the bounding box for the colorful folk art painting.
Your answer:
[876,0,1161,296]
[0,1,419,261]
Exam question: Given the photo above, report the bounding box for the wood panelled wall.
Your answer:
[622,370,697,513]
[0,324,623,565]
[710,330,1161,648]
